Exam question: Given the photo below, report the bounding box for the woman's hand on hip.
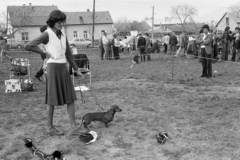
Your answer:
[44,51,54,59]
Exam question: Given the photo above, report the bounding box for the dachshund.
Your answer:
[80,105,122,130]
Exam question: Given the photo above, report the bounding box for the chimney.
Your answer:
[87,9,90,12]
[29,3,32,9]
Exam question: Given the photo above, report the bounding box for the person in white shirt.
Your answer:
[102,32,109,60]
[162,34,169,53]
[122,36,129,54]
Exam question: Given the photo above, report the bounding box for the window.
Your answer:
[73,31,78,38]
[21,32,29,41]
[84,31,88,39]
[226,17,229,26]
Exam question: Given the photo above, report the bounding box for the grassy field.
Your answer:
[0,48,240,160]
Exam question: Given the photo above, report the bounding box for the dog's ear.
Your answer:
[112,105,118,109]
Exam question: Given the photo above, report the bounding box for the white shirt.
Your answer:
[114,38,120,47]
[102,36,108,44]
[122,39,128,47]
[201,33,208,48]
[45,28,67,64]
[163,35,169,44]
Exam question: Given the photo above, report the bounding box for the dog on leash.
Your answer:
[80,105,122,131]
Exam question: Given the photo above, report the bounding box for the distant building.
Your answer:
[7,4,58,41]
[64,11,114,41]
[215,12,240,32]
[7,3,114,42]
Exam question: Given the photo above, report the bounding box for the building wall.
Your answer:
[12,24,113,42]
[65,24,113,41]
[216,13,237,31]
[12,26,40,41]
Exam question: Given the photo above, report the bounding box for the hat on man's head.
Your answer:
[202,24,210,31]
[225,26,230,31]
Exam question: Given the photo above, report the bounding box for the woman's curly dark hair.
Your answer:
[46,10,66,28]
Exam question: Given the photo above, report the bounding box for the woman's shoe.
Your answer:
[47,128,64,136]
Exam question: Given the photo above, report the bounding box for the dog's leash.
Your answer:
[78,78,85,104]
[81,77,105,111]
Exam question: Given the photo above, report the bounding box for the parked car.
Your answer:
[7,39,26,49]
[69,38,91,48]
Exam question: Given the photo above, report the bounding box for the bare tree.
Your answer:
[229,2,240,13]
[114,17,149,32]
[229,2,240,18]
[170,4,198,31]
[114,17,131,31]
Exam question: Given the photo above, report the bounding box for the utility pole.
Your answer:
[151,6,154,40]
[92,0,95,47]
[211,20,214,30]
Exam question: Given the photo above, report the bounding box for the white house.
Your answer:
[64,11,114,41]
[215,12,240,32]
[7,4,113,42]
[7,4,58,41]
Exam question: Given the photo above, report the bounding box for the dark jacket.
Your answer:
[236,39,240,49]
[201,34,213,55]
[169,35,178,45]
[137,36,146,48]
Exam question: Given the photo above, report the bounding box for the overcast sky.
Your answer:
[0,0,239,24]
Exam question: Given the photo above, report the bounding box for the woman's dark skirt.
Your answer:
[45,63,77,106]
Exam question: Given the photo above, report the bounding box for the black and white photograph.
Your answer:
[0,0,240,159]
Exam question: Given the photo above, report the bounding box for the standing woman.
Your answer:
[25,10,84,136]
[102,32,109,60]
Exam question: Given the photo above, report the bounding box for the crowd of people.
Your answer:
[159,26,240,64]
[99,31,161,63]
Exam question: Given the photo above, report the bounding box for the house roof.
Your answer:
[153,23,205,33]
[8,5,113,27]
[7,5,58,26]
[64,11,113,25]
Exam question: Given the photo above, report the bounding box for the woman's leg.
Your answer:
[47,105,55,129]
[67,102,77,129]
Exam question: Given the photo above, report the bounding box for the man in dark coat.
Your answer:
[198,24,213,78]
[169,32,178,55]
[231,27,240,61]
[99,30,105,60]
[220,26,230,61]
[137,33,146,62]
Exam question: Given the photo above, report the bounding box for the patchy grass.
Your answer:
[0,49,240,159]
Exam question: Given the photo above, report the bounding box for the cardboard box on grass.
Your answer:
[5,79,22,93]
